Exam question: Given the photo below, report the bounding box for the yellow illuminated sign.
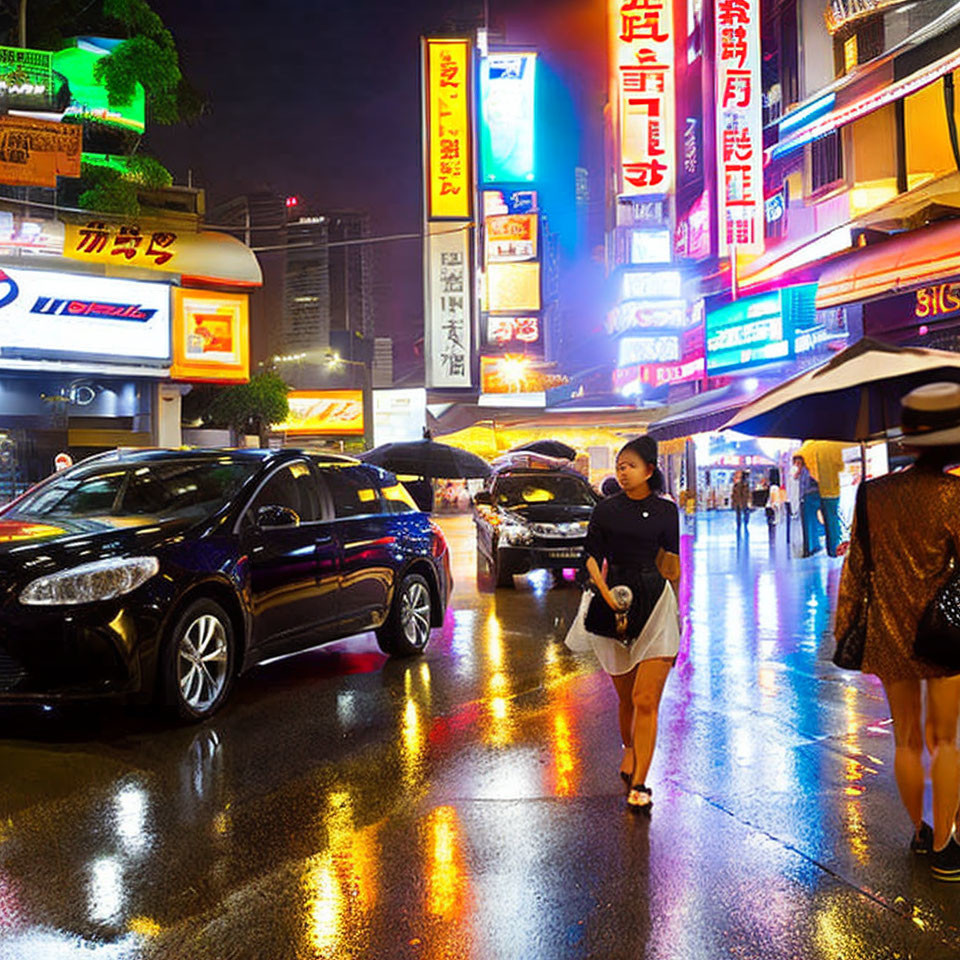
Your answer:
[171,288,250,383]
[277,390,365,436]
[487,262,540,312]
[425,39,472,220]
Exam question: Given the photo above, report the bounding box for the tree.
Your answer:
[0,0,204,214]
[202,372,290,446]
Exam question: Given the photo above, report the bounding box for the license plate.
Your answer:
[548,548,582,558]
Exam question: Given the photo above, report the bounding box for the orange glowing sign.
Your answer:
[610,0,676,196]
[277,390,364,436]
[424,38,472,220]
[915,283,960,319]
[171,288,249,383]
[480,356,569,394]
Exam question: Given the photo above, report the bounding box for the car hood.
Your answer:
[502,503,594,524]
[0,514,200,583]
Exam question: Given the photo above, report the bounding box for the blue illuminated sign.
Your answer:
[706,283,817,373]
[480,52,536,183]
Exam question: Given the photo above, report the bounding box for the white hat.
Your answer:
[900,382,960,446]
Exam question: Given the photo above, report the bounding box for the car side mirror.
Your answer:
[473,491,493,507]
[256,504,301,529]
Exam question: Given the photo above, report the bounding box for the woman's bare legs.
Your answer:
[630,658,674,788]
[926,675,960,851]
[883,679,925,832]
[611,667,638,778]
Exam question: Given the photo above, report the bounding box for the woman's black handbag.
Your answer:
[916,557,960,672]
[833,486,871,671]
[585,565,662,645]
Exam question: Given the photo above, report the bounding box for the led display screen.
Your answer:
[480,52,536,183]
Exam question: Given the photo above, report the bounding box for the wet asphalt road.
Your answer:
[0,511,958,959]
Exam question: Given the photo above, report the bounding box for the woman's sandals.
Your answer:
[627,784,653,813]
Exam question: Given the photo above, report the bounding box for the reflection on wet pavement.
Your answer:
[0,512,958,958]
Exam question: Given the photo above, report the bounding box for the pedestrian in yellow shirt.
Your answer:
[797,440,845,556]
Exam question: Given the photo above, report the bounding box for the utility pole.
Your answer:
[18,0,26,47]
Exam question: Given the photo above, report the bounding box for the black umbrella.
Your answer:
[510,439,577,461]
[362,440,491,479]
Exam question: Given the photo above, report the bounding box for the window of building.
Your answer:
[810,131,844,193]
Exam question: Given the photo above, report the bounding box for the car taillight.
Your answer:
[429,520,448,557]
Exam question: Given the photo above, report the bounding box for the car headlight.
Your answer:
[500,518,533,546]
[19,556,160,606]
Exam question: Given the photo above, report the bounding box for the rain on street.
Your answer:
[0,512,958,959]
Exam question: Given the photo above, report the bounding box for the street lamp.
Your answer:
[322,351,373,449]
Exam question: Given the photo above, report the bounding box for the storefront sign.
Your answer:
[480,52,537,183]
[480,355,568,394]
[674,190,711,260]
[53,41,146,133]
[277,390,364,436]
[425,226,472,388]
[424,39,472,220]
[65,220,178,270]
[621,270,682,301]
[487,261,540,312]
[373,388,427,446]
[824,0,904,34]
[611,0,676,196]
[915,283,960,319]
[715,0,764,254]
[483,189,538,216]
[0,267,170,366]
[614,353,705,395]
[0,116,81,187]
[630,229,672,264]
[486,315,541,348]
[171,288,249,383]
[609,299,686,334]
[706,289,795,373]
[485,213,537,262]
[618,335,681,366]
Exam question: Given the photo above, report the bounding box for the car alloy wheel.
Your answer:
[400,578,431,649]
[177,613,230,712]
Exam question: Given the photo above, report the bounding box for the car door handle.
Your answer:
[315,535,336,547]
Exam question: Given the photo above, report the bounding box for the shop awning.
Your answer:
[816,218,960,308]
[646,384,769,442]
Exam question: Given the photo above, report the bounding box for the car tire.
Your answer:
[161,598,236,722]
[377,573,433,657]
[494,551,516,589]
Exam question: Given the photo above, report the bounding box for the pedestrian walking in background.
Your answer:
[798,440,845,556]
[785,456,800,547]
[566,436,682,813]
[794,453,822,555]
[731,470,751,537]
[835,383,960,881]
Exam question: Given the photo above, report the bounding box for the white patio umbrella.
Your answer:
[723,338,960,441]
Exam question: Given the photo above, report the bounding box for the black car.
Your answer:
[473,459,598,588]
[0,449,452,720]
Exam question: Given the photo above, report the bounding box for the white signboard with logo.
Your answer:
[0,267,170,367]
[373,388,427,447]
[425,227,472,389]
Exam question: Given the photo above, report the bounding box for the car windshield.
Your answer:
[5,459,259,522]
[493,474,595,508]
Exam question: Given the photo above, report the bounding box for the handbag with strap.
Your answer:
[916,553,960,672]
[584,564,661,645]
[833,485,871,671]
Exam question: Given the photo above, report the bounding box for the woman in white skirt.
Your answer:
[567,436,681,812]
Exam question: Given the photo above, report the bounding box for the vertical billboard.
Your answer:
[480,52,537,183]
[424,39,472,220]
[715,0,764,254]
[611,0,676,196]
[425,226,472,388]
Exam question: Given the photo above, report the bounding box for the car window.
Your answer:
[20,469,126,517]
[381,482,419,514]
[492,474,596,508]
[247,461,321,524]
[122,461,257,518]
[321,465,383,518]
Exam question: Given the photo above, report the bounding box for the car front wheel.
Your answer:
[377,573,433,656]
[161,598,236,722]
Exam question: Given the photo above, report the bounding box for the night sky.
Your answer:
[148,0,605,361]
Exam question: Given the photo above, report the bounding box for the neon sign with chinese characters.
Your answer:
[715,0,764,254]
[611,0,676,197]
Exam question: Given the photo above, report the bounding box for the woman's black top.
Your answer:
[584,492,680,571]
